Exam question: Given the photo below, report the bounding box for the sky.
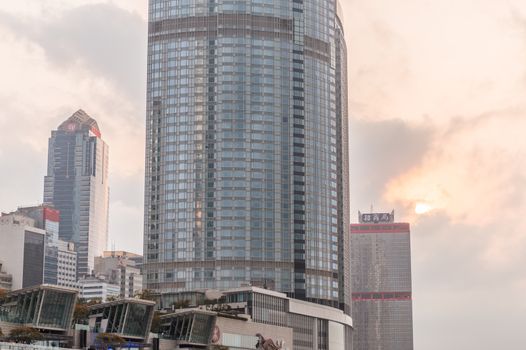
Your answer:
[0,0,525,348]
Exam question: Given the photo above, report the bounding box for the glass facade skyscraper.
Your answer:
[144,0,350,314]
[44,110,109,278]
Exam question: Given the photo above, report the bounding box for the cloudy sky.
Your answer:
[0,0,525,348]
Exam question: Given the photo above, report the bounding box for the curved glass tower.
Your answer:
[144,0,350,314]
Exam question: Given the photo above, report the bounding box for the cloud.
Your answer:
[343,0,526,122]
[412,211,526,349]
[0,2,147,254]
[0,3,147,103]
[385,108,526,227]
[349,118,434,215]
[107,199,143,254]
[0,142,46,213]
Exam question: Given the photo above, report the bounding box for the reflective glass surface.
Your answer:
[145,0,349,313]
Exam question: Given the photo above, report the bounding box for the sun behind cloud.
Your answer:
[415,202,433,215]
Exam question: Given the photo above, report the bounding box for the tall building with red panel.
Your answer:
[351,211,414,350]
[15,205,78,288]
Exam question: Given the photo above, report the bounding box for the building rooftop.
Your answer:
[57,109,101,137]
[102,251,142,258]
[4,283,78,297]
[88,298,156,310]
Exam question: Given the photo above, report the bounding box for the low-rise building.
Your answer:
[87,298,155,348]
[0,284,78,347]
[102,251,143,268]
[94,251,143,298]
[157,287,353,350]
[78,275,120,302]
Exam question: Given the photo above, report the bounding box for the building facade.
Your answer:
[158,287,352,350]
[15,205,78,288]
[56,240,78,288]
[87,299,155,345]
[351,212,414,350]
[143,0,350,314]
[94,251,143,298]
[0,214,45,290]
[0,284,78,348]
[0,261,13,291]
[77,275,121,302]
[0,284,77,332]
[43,109,109,278]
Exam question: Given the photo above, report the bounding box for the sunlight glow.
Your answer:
[415,202,433,215]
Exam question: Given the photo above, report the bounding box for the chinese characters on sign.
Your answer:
[359,211,395,224]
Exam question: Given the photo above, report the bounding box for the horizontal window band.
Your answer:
[144,261,300,275]
[149,15,331,63]
[352,291,412,301]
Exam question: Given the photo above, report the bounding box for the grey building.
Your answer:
[0,261,13,291]
[0,214,46,290]
[351,212,414,350]
[77,275,120,302]
[94,251,143,298]
[14,205,78,288]
[143,0,350,315]
[44,109,109,278]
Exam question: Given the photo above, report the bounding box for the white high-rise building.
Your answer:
[0,214,45,290]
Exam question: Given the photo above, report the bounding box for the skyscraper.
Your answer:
[351,212,414,350]
[44,110,109,278]
[143,0,350,314]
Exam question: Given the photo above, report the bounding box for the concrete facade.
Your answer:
[56,240,77,288]
[0,214,45,290]
[77,276,120,302]
[0,261,13,291]
[94,251,143,298]
[14,205,78,288]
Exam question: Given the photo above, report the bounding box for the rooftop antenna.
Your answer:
[370,204,374,213]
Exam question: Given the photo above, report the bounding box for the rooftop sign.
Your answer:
[358,211,395,224]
